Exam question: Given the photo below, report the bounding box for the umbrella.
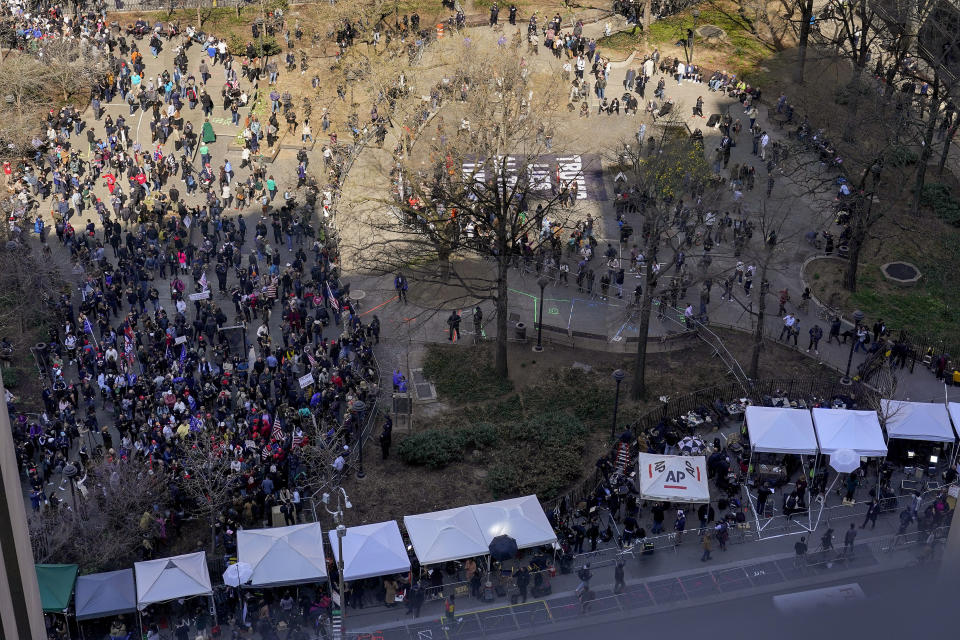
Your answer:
[222,562,253,587]
[678,436,706,456]
[488,535,519,562]
[829,449,860,474]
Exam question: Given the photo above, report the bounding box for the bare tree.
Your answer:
[37,37,107,102]
[0,245,67,349]
[699,134,835,378]
[30,458,170,571]
[353,42,573,377]
[785,10,944,292]
[794,0,816,83]
[177,433,241,553]
[0,52,56,162]
[613,125,720,398]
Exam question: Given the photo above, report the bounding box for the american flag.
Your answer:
[199,271,209,291]
[326,282,340,311]
[124,333,135,365]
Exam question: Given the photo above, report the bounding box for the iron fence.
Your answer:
[625,376,860,442]
[550,376,874,514]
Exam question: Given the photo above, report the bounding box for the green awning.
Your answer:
[36,564,79,613]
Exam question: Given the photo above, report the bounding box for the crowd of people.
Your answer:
[1,1,389,637]
[4,1,957,638]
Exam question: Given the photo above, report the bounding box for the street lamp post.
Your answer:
[690,9,700,65]
[353,400,366,479]
[62,462,78,509]
[611,370,625,439]
[533,275,550,352]
[335,524,346,621]
[323,489,352,634]
[841,310,865,385]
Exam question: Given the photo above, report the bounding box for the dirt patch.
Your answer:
[804,257,851,311]
[342,332,829,524]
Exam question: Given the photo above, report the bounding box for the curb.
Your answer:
[798,253,853,327]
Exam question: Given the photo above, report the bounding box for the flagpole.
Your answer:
[83,317,100,351]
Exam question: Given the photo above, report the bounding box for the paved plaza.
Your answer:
[2,3,958,639]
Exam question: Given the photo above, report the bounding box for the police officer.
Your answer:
[472,306,483,342]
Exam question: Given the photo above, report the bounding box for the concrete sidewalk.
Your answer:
[347,533,937,639]
[334,24,955,403]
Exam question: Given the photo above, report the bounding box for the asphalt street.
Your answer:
[484,564,953,640]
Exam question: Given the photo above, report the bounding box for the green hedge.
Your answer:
[397,409,591,500]
[920,182,960,225]
[885,144,918,168]
[398,423,497,469]
[487,412,589,499]
[423,345,513,404]
[407,346,615,500]
[1,367,20,389]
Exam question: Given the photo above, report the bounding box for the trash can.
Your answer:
[33,342,49,368]
[515,322,526,341]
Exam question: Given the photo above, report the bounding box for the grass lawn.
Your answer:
[806,207,960,353]
[648,4,777,78]
[596,26,642,56]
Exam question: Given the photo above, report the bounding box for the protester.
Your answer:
[0,4,390,637]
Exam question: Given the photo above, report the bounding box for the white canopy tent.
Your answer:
[745,406,819,454]
[470,496,558,550]
[134,552,213,610]
[328,521,410,582]
[812,409,888,457]
[237,523,328,587]
[637,453,710,503]
[882,400,956,443]
[948,403,960,433]
[744,406,820,535]
[403,506,489,565]
[948,403,960,465]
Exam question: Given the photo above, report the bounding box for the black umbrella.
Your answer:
[488,534,519,562]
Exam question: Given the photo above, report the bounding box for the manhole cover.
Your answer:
[884,262,917,279]
[881,261,921,285]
